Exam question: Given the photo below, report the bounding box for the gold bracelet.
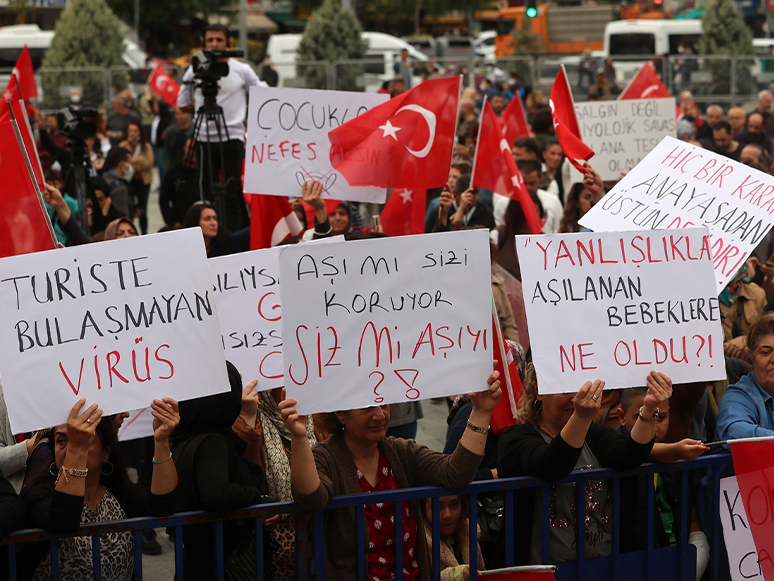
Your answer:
[152,451,173,464]
[466,420,488,435]
[56,466,88,485]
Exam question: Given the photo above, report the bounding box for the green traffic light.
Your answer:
[526,6,537,17]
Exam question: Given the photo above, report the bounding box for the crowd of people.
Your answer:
[2,23,774,581]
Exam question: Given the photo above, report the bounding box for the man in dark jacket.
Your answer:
[160,138,200,228]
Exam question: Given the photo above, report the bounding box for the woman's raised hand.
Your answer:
[644,371,672,413]
[67,398,102,452]
[278,388,308,438]
[151,398,180,442]
[572,379,604,422]
[468,365,502,414]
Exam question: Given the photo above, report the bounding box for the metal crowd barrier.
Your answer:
[2,451,732,580]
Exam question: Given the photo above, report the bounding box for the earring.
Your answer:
[49,462,58,477]
[101,461,114,476]
[532,398,542,412]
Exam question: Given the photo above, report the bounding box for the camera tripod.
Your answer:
[180,77,244,232]
[64,139,96,236]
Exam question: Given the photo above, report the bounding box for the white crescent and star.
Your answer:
[400,189,413,203]
[641,84,660,98]
[379,104,437,159]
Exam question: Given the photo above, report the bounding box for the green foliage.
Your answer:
[297,0,367,91]
[697,0,754,95]
[41,0,125,109]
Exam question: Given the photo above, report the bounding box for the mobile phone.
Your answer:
[372,215,381,229]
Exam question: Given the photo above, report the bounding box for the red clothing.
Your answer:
[358,450,420,581]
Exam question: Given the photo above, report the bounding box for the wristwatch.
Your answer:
[638,406,659,423]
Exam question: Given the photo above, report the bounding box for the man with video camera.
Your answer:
[177,24,265,231]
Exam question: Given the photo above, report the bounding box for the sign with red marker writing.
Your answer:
[278,229,493,414]
[517,228,725,393]
[209,247,285,388]
[579,136,774,290]
[244,86,388,204]
[0,229,229,433]
[719,476,764,581]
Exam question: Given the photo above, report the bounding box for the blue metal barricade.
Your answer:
[3,452,732,580]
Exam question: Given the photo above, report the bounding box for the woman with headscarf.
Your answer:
[233,386,316,580]
[103,217,139,241]
[171,362,265,580]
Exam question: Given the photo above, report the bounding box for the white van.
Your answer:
[603,19,702,84]
[266,31,428,91]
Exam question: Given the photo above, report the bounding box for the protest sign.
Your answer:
[279,230,493,414]
[0,229,229,433]
[572,98,676,181]
[720,476,765,581]
[579,136,774,290]
[516,228,725,393]
[244,86,388,204]
[210,246,284,388]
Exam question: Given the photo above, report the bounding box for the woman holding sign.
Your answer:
[496,365,671,564]
[23,397,179,580]
[279,369,502,580]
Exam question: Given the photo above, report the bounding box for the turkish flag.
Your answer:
[730,437,774,579]
[329,76,460,188]
[148,64,180,107]
[472,100,542,234]
[2,46,37,102]
[500,95,532,143]
[618,62,671,100]
[550,65,594,174]
[490,315,524,435]
[250,194,304,250]
[0,119,56,258]
[380,188,426,236]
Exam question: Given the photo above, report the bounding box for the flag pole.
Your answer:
[7,100,58,248]
[492,294,517,420]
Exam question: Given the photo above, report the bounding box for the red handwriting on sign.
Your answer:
[251,142,317,163]
[58,338,174,395]
[660,144,734,188]
[288,325,342,386]
[612,334,712,367]
[259,351,283,380]
[371,369,421,404]
[559,343,597,372]
[711,236,747,282]
[258,292,281,321]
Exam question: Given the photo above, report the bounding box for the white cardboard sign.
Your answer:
[279,230,493,414]
[0,230,229,433]
[573,98,676,181]
[516,228,725,393]
[244,86,388,204]
[720,476,765,581]
[579,136,774,290]
[210,247,285,389]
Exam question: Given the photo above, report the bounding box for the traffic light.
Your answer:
[526,0,537,17]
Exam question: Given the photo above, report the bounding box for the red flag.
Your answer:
[0,119,56,258]
[148,64,180,108]
[500,95,532,143]
[549,65,594,174]
[379,188,426,236]
[249,195,304,250]
[490,315,524,435]
[2,46,36,102]
[618,62,671,100]
[472,100,542,235]
[329,76,460,188]
[730,437,774,579]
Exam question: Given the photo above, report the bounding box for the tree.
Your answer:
[296,0,368,91]
[697,0,754,97]
[41,0,125,110]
